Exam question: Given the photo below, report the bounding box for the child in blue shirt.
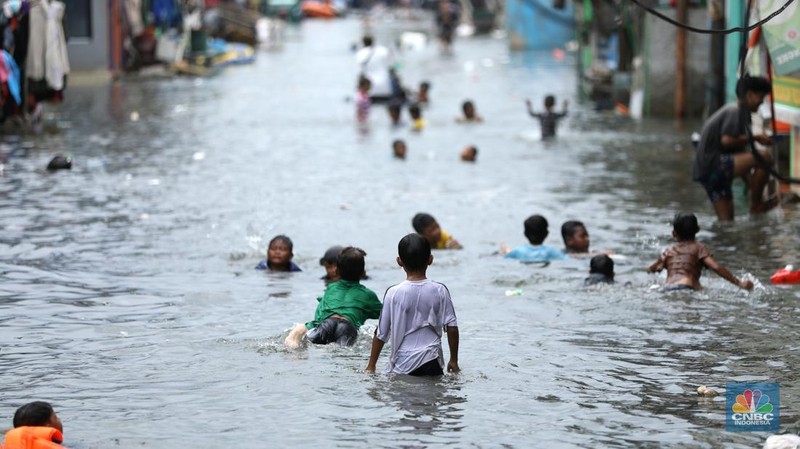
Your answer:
[503,215,567,262]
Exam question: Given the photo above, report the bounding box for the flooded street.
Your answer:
[2,16,800,449]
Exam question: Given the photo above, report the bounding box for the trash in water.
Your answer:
[696,385,718,397]
[505,289,523,296]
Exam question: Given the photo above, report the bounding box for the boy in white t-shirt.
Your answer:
[365,233,460,376]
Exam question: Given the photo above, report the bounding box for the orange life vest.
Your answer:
[2,427,66,449]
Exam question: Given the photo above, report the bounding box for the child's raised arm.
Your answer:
[703,256,753,290]
[525,99,536,116]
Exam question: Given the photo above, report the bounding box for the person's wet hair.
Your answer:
[412,213,436,233]
[362,35,373,47]
[736,75,771,98]
[320,245,344,266]
[392,139,406,159]
[47,154,72,171]
[358,76,371,90]
[590,254,614,277]
[544,95,555,108]
[420,81,430,90]
[672,213,700,240]
[523,215,549,244]
[269,235,294,251]
[398,233,431,272]
[337,247,366,282]
[561,220,585,242]
[461,145,477,162]
[409,104,421,119]
[13,401,54,428]
[462,100,474,114]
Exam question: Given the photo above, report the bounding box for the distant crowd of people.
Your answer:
[354,33,569,163]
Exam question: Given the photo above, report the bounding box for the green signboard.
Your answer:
[759,0,800,77]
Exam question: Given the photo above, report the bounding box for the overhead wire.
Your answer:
[626,0,795,34]
[629,0,800,184]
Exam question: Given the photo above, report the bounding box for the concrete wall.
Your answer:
[67,3,109,72]
[643,8,709,117]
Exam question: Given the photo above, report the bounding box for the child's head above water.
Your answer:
[462,100,476,118]
[13,401,62,432]
[589,254,614,278]
[672,213,700,241]
[409,103,422,120]
[392,139,407,159]
[358,76,371,93]
[320,245,344,281]
[412,212,441,247]
[460,145,477,162]
[388,103,402,125]
[398,233,432,273]
[561,220,589,253]
[337,246,367,282]
[268,235,294,270]
[523,215,549,245]
[544,95,556,110]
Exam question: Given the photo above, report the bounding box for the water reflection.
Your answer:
[368,375,465,444]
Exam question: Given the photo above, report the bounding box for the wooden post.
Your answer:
[708,0,725,114]
[675,0,687,119]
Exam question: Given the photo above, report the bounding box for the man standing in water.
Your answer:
[692,75,776,221]
[435,0,460,54]
[355,35,392,103]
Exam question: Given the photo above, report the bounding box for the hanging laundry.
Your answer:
[152,0,181,30]
[1,50,21,104]
[125,0,144,37]
[26,0,69,91]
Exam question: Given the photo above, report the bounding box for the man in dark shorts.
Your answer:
[692,75,775,221]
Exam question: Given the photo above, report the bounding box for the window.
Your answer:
[65,0,92,39]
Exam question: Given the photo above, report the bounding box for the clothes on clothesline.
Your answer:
[26,0,69,91]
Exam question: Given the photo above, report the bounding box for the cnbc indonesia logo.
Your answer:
[726,384,779,432]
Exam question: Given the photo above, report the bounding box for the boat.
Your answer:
[262,0,304,22]
[300,0,343,18]
[506,0,574,50]
[203,4,262,46]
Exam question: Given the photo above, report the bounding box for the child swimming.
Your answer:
[412,213,462,249]
[503,215,567,262]
[285,247,381,348]
[646,213,753,291]
[561,220,590,255]
[585,254,614,286]
[256,235,302,272]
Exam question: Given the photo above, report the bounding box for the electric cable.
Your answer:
[627,0,795,35]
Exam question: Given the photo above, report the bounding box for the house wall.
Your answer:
[643,8,709,117]
[66,1,110,72]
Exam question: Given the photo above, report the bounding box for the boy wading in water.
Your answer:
[526,95,567,140]
[365,233,459,376]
